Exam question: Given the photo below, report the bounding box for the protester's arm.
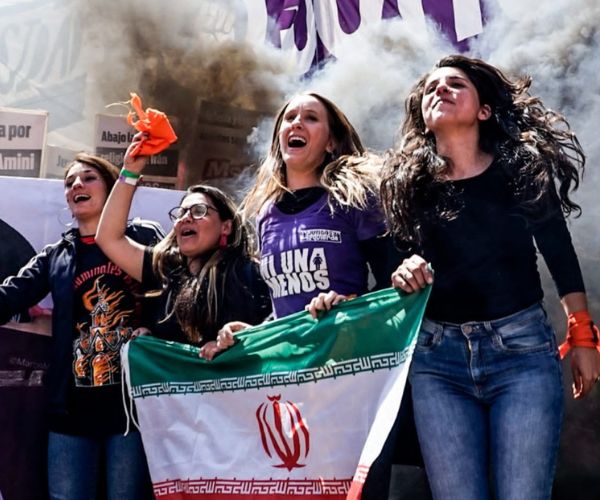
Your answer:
[560,292,600,399]
[96,139,148,282]
[0,249,52,325]
[533,196,600,399]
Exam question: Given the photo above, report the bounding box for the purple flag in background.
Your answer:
[336,0,361,34]
[266,0,308,50]
[263,0,485,73]
[422,0,485,51]
[382,0,402,20]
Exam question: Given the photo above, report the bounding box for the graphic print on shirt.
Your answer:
[260,238,336,299]
[73,271,138,387]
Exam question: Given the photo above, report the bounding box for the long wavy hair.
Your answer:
[242,92,381,216]
[380,54,585,247]
[152,185,256,344]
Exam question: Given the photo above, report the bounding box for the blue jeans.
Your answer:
[410,303,563,500]
[47,431,152,500]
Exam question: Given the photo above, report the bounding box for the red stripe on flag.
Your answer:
[154,477,353,498]
[158,495,347,500]
[346,463,369,500]
[346,480,364,500]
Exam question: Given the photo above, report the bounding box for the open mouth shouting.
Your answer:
[180,227,197,238]
[73,194,91,203]
[287,135,307,148]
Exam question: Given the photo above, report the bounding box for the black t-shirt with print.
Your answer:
[49,236,143,436]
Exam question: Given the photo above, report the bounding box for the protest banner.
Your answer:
[42,144,79,180]
[95,113,181,189]
[0,107,47,178]
[184,100,266,191]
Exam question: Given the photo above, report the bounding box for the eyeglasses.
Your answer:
[168,203,218,222]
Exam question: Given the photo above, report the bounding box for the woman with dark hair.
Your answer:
[381,55,600,500]
[95,144,271,354]
[0,152,163,499]
[214,92,415,499]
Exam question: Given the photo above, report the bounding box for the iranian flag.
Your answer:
[122,287,430,499]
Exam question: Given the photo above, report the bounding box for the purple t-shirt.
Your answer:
[258,192,386,318]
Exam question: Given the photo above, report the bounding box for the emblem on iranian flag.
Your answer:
[256,394,310,471]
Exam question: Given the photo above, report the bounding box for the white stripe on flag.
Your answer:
[135,357,410,486]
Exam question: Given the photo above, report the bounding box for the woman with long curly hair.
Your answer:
[381,54,600,500]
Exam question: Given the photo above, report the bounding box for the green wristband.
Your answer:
[120,167,141,179]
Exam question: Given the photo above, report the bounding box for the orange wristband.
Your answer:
[558,310,600,358]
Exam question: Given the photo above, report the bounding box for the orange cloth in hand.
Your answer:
[127,93,177,157]
[558,310,600,358]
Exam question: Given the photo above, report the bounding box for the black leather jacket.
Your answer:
[0,220,164,415]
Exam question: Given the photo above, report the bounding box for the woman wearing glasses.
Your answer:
[96,142,271,353]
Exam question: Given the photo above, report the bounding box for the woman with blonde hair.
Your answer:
[216,92,418,499]
[240,92,393,318]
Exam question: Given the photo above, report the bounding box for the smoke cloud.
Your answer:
[6,0,598,493]
[76,0,598,303]
[76,0,296,179]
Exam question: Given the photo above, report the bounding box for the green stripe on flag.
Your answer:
[126,286,430,390]
[131,348,414,397]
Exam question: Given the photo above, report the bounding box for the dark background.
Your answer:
[0,327,50,500]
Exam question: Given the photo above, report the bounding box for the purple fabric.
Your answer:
[422,0,483,51]
[336,0,361,34]
[257,193,386,318]
[382,0,402,20]
[266,0,308,50]
[263,0,483,62]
